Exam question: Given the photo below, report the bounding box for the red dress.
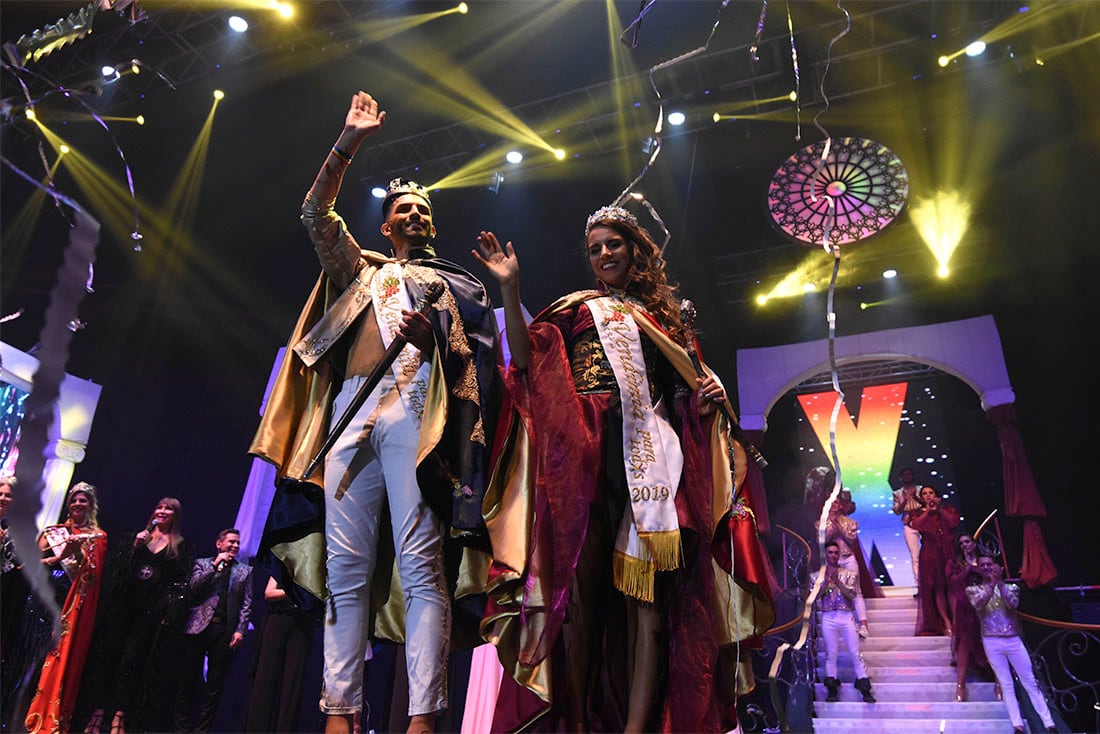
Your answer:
[909,504,960,635]
[481,293,775,733]
[24,524,107,734]
[945,554,989,672]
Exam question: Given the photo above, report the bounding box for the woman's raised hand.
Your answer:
[472,231,519,286]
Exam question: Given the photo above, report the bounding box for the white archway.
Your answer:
[736,315,1015,432]
[735,314,1056,588]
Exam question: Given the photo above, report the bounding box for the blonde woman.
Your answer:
[24,482,107,734]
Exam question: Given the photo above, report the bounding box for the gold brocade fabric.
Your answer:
[569,323,664,400]
[569,327,616,394]
[481,291,769,727]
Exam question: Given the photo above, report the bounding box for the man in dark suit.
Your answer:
[173,528,253,732]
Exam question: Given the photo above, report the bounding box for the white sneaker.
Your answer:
[858,624,870,639]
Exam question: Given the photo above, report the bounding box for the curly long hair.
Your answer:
[584,216,686,346]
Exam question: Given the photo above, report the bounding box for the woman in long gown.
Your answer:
[24,482,107,734]
[909,485,959,636]
[81,497,193,734]
[945,532,990,700]
[473,209,775,733]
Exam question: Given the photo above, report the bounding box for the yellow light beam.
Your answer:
[28,121,152,251]
[937,2,1081,65]
[909,191,970,274]
[606,0,645,183]
[379,42,559,154]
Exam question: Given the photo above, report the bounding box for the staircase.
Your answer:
[811,586,1017,733]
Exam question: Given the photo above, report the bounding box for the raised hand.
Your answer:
[472,231,519,287]
[344,91,386,140]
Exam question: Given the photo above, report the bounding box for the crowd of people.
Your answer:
[244,89,776,734]
[798,463,1058,729]
[889,467,1056,730]
[0,487,261,734]
[0,88,1059,734]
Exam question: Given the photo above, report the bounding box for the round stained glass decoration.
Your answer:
[767,137,909,247]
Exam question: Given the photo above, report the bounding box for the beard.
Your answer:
[402,222,431,247]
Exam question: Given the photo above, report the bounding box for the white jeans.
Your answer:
[838,553,867,623]
[903,523,920,583]
[821,610,868,679]
[321,371,450,717]
[982,634,1055,729]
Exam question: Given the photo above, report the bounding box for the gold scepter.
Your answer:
[300,280,444,481]
[680,299,767,468]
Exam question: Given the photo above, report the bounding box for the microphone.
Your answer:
[214,557,230,573]
[145,517,161,534]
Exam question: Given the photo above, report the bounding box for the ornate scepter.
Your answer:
[680,299,767,468]
[300,280,445,480]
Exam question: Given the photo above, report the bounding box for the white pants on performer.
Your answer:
[838,553,868,624]
[821,610,868,680]
[321,370,450,718]
[903,523,920,584]
[982,634,1055,730]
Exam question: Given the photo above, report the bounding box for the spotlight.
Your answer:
[788,90,798,102]
[553,148,566,160]
[802,283,815,293]
[712,112,721,123]
[938,55,950,68]
[25,107,36,121]
[667,111,685,126]
[964,41,986,57]
[274,2,293,19]
[488,171,504,194]
[59,145,70,155]
[371,186,387,199]
[135,115,145,125]
[228,15,249,33]
[882,269,897,279]
[505,150,523,164]
[457,2,468,13]
[213,89,225,100]
[101,65,116,77]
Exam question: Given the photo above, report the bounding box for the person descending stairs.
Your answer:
[813,585,1020,733]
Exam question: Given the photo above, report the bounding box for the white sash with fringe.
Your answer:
[370,262,430,423]
[587,296,683,602]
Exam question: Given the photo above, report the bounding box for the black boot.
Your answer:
[854,676,876,703]
[823,676,840,702]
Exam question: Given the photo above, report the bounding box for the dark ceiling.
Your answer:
[2,0,1098,580]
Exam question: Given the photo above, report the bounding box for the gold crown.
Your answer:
[585,205,638,235]
[383,178,432,211]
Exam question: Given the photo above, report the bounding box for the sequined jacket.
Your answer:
[814,566,859,613]
[966,580,1022,637]
[182,557,253,637]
